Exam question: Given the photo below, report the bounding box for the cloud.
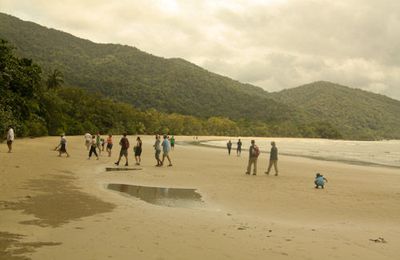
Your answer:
[1,0,400,99]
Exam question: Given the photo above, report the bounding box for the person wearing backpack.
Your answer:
[246,140,259,175]
[265,141,278,176]
[115,133,130,166]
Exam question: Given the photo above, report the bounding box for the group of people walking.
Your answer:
[226,139,279,176]
[84,133,114,159]
[4,131,329,188]
[83,133,110,159]
[52,132,174,168]
[82,133,173,167]
[226,139,242,156]
[245,140,278,176]
[153,134,173,167]
[226,139,278,176]
[114,134,174,167]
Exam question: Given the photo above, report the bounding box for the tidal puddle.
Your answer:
[107,184,203,208]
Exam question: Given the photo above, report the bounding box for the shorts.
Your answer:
[7,140,13,145]
[134,148,142,157]
[107,143,113,149]
[119,148,128,157]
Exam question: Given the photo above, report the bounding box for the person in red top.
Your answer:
[115,133,129,166]
[246,140,259,175]
[106,134,113,157]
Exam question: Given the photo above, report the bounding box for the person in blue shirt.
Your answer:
[314,173,328,189]
[161,135,173,167]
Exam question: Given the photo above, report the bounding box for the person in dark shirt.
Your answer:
[88,135,99,160]
[265,141,278,176]
[237,139,242,156]
[55,134,70,158]
[170,135,175,150]
[227,140,232,155]
[246,140,259,175]
[106,134,113,157]
[115,133,130,166]
[134,136,142,165]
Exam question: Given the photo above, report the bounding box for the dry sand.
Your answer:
[1,135,399,260]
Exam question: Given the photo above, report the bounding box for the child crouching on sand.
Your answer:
[314,173,328,189]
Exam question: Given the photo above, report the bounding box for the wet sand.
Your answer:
[1,136,400,259]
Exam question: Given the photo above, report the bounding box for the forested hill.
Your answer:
[270,81,400,140]
[0,12,295,123]
[2,12,400,140]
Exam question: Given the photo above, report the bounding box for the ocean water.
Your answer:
[203,138,400,168]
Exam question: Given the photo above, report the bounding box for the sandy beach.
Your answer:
[1,135,399,260]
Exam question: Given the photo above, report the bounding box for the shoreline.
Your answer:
[188,139,400,170]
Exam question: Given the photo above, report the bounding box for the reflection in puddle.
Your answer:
[107,184,203,208]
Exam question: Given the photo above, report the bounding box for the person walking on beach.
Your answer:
[134,136,143,165]
[106,134,113,157]
[161,135,172,167]
[55,134,70,157]
[227,140,232,155]
[314,173,328,189]
[96,133,102,155]
[88,135,99,160]
[84,133,92,150]
[115,133,129,166]
[101,137,105,151]
[154,134,162,166]
[237,139,242,156]
[246,140,260,175]
[6,126,14,153]
[265,141,279,176]
[170,135,175,150]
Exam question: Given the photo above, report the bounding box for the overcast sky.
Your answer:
[1,0,400,99]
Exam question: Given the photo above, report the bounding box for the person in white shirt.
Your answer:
[153,134,162,166]
[7,126,14,153]
[84,133,92,150]
[55,134,70,157]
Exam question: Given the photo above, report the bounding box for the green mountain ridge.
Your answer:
[0,12,295,123]
[271,81,400,139]
[1,12,400,140]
